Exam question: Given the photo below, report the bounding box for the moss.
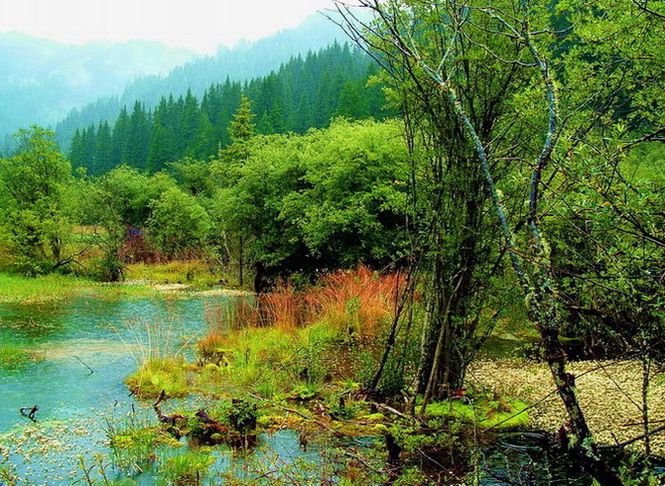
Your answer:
[125,357,191,398]
[424,397,530,430]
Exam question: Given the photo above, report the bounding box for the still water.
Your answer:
[0,293,617,485]
[0,294,329,485]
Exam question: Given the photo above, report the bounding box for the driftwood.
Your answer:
[20,406,39,421]
[73,356,95,375]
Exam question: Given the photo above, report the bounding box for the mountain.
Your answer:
[68,44,392,176]
[55,13,348,149]
[0,32,197,150]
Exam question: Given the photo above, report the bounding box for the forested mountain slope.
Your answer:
[56,14,346,149]
[68,44,392,175]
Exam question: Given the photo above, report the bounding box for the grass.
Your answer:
[191,267,404,399]
[125,261,226,288]
[0,268,225,306]
[106,413,181,474]
[0,272,94,304]
[158,451,216,486]
[0,342,38,369]
[125,357,192,398]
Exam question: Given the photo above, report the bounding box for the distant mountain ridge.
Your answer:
[0,32,197,149]
[55,14,348,149]
[68,43,390,176]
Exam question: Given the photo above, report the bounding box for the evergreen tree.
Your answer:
[125,101,150,170]
[62,45,390,175]
[69,129,85,169]
[95,122,113,175]
[112,107,130,165]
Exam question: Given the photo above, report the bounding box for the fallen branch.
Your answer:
[152,390,185,426]
[74,356,95,375]
[343,451,384,475]
[372,402,419,423]
[20,406,39,421]
[622,419,665,427]
[599,424,665,450]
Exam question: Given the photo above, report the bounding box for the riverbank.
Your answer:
[471,359,665,455]
[0,262,243,305]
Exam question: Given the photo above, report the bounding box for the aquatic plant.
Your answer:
[0,464,22,485]
[157,451,215,486]
[125,357,190,398]
[106,414,180,474]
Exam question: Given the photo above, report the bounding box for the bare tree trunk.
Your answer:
[238,235,244,287]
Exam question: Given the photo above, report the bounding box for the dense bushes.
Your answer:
[1,117,409,285]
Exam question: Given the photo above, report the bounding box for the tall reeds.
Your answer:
[209,265,405,334]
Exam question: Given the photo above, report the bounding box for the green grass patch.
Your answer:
[158,451,216,486]
[212,320,349,399]
[125,357,191,398]
[425,396,530,430]
[0,272,94,304]
[0,342,38,369]
[125,261,225,287]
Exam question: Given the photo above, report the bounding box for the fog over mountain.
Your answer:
[0,33,196,150]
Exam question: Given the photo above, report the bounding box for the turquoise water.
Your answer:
[0,294,328,485]
[2,293,656,485]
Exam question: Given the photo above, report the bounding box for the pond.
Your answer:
[0,294,339,484]
[0,292,655,485]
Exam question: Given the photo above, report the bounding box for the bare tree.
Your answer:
[333,1,624,483]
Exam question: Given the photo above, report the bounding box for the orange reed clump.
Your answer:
[201,266,405,338]
[305,265,405,333]
[257,283,307,331]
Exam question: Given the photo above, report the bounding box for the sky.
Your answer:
[0,0,336,54]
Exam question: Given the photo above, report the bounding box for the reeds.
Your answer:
[306,265,404,333]
[215,265,405,335]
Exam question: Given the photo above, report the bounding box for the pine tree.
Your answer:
[69,129,85,169]
[95,122,113,175]
[125,101,151,170]
[112,107,131,165]
[228,95,255,149]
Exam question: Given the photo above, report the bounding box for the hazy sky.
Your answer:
[0,0,336,53]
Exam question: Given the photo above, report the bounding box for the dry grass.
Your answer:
[469,359,665,454]
[211,265,405,334]
[306,266,404,333]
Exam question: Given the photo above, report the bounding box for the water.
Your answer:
[0,294,331,484]
[1,293,657,485]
